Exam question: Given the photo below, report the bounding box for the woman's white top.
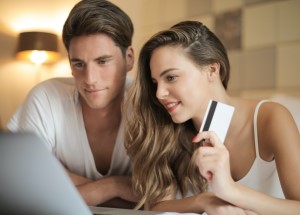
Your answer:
[237,100,284,198]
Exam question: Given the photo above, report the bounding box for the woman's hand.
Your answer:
[193,131,235,199]
[199,192,257,215]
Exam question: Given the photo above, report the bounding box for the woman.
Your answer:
[124,21,300,214]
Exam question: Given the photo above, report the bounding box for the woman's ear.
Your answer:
[207,62,220,82]
[125,46,134,72]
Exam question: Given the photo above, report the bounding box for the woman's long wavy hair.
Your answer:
[124,21,230,209]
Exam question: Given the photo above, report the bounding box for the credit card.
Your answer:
[199,100,235,143]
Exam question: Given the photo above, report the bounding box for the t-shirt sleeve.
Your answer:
[7,84,56,151]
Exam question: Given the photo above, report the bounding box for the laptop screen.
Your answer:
[0,132,92,215]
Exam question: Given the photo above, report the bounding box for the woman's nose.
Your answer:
[156,83,169,100]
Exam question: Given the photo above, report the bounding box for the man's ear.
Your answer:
[207,62,220,81]
[125,46,134,72]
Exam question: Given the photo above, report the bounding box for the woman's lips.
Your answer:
[164,101,180,112]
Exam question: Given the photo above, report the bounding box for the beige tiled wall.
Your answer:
[213,0,243,14]
[278,0,300,42]
[216,0,300,97]
[242,47,276,89]
[130,0,300,97]
[243,2,277,49]
[277,43,300,87]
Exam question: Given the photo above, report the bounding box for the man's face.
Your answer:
[68,34,133,110]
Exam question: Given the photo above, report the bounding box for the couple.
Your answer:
[7,0,300,214]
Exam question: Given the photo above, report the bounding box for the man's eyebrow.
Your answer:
[69,55,113,63]
[94,55,113,61]
[69,58,83,62]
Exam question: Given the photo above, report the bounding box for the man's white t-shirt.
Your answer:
[7,77,132,180]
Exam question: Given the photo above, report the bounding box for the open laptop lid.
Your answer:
[0,132,92,215]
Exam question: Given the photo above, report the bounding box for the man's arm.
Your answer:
[65,168,139,207]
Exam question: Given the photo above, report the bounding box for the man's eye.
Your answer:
[98,59,108,64]
[73,62,84,69]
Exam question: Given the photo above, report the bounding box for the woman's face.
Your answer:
[150,45,212,127]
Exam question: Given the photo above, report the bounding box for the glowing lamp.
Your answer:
[16,31,59,64]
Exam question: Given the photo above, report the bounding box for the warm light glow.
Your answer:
[2,1,76,35]
[16,50,60,64]
[29,51,47,64]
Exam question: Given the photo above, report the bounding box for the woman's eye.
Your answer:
[166,76,176,81]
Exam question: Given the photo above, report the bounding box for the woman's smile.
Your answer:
[164,101,181,112]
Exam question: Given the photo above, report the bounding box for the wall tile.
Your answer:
[277,43,300,87]
[186,0,212,17]
[137,0,165,27]
[213,0,243,14]
[161,0,187,24]
[227,50,243,93]
[243,3,277,49]
[278,0,300,42]
[244,0,275,5]
[215,9,242,50]
[241,47,276,89]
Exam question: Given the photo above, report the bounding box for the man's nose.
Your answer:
[85,64,97,85]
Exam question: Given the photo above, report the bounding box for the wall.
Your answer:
[126,0,300,97]
[0,0,299,128]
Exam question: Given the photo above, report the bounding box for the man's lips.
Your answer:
[164,101,180,112]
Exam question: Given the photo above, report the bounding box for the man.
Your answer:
[7,0,137,208]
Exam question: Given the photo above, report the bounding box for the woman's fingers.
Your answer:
[192,131,223,147]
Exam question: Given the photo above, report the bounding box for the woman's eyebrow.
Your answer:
[159,68,178,77]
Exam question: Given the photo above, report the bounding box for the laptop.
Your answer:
[0,131,92,214]
[0,132,171,215]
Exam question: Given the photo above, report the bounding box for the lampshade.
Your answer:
[16,31,60,64]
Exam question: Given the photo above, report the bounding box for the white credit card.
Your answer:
[199,100,235,143]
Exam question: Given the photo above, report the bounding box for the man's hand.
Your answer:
[64,168,139,207]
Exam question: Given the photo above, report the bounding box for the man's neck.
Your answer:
[80,96,123,132]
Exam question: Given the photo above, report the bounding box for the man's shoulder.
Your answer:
[23,77,76,105]
[37,77,74,88]
[31,77,75,95]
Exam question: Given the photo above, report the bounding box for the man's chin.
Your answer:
[87,103,107,110]
[81,99,107,110]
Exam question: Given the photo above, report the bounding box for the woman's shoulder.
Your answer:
[257,100,293,122]
[237,99,291,119]
[238,98,297,138]
[257,100,299,149]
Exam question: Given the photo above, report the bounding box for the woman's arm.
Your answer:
[194,102,300,215]
[151,192,256,214]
